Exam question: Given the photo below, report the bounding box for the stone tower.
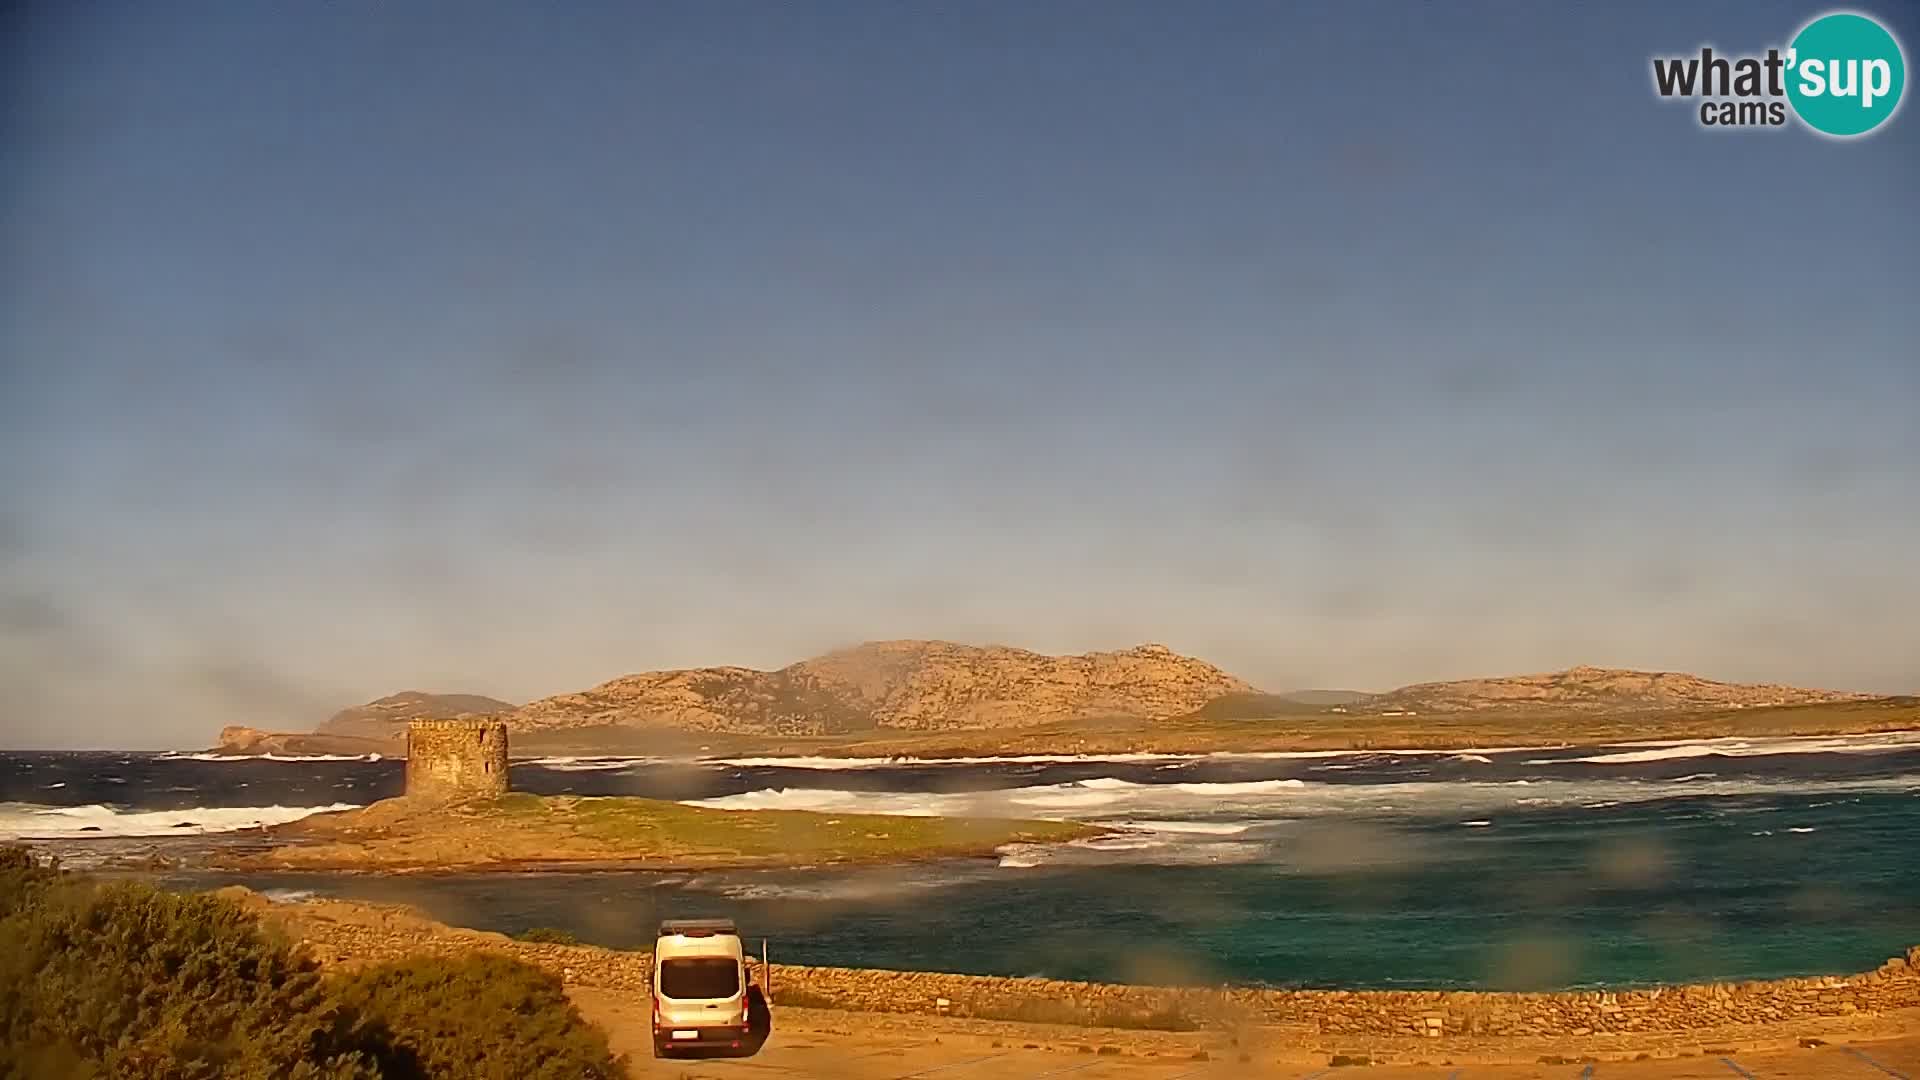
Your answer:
[405,718,510,801]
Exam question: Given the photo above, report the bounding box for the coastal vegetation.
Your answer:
[227,794,1100,872]
[0,846,627,1079]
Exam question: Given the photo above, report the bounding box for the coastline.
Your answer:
[229,887,1920,1057]
[201,700,1920,762]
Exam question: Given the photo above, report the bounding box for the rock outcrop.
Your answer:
[1368,666,1870,714]
[507,641,1255,736]
[214,726,278,754]
[211,725,392,758]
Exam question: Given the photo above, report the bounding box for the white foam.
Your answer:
[0,802,361,838]
[1172,780,1304,795]
[687,788,950,816]
[1078,834,1168,852]
[1116,820,1254,835]
[710,752,1204,769]
[1009,786,1136,809]
[680,774,1920,824]
[525,756,666,771]
[1038,837,1272,868]
[694,776,1317,820]
[705,745,1559,770]
[1525,731,1920,767]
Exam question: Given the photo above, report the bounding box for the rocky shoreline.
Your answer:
[227,888,1920,1046]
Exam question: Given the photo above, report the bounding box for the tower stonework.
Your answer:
[405,718,509,801]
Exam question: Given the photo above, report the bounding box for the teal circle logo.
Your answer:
[1786,12,1906,137]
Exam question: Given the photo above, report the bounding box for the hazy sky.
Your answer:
[3,1,1916,748]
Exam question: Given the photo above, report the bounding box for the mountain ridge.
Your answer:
[285,651,1878,745]
[505,639,1256,736]
[1363,665,1870,714]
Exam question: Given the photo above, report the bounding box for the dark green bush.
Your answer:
[327,953,623,1080]
[0,863,376,1079]
[0,845,627,1079]
[513,926,579,945]
[0,845,59,920]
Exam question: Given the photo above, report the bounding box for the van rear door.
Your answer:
[659,957,741,1001]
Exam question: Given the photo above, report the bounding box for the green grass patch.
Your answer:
[275,794,1097,870]
[552,797,1089,859]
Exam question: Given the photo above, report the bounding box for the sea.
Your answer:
[3,732,1918,992]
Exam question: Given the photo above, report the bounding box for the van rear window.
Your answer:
[659,957,739,999]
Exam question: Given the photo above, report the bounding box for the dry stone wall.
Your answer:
[254,895,1920,1040]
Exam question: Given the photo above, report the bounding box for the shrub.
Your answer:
[0,845,60,920]
[0,858,377,1079]
[327,953,624,1080]
[0,845,627,1079]
[514,926,579,945]
[768,986,840,1010]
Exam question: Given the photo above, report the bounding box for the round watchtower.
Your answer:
[405,718,510,801]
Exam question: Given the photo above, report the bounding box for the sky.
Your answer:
[2,1,1916,748]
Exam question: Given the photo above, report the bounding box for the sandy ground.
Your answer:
[572,991,1919,1079]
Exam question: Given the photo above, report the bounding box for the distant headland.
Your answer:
[206,640,1917,759]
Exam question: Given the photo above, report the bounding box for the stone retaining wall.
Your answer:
[256,895,1920,1040]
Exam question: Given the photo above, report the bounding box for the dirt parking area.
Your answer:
[572,991,1917,1080]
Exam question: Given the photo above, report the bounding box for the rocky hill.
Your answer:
[320,691,518,739]
[1365,666,1871,714]
[506,640,1256,736]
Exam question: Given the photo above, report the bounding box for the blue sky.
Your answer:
[3,1,1916,747]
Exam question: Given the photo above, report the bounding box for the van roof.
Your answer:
[657,935,743,959]
[658,918,738,938]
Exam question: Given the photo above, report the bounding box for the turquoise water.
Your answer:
[13,735,1919,989]
[165,788,1920,990]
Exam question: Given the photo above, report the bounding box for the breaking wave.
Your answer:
[522,756,667,771]
[0,802,360,838]
[681,773,1920,824]
[1524,732,1920,767]
[704,746,1544,770]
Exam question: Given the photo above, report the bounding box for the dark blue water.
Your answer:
[5,734,1918,989]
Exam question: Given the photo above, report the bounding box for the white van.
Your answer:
[650,918,759,1058]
